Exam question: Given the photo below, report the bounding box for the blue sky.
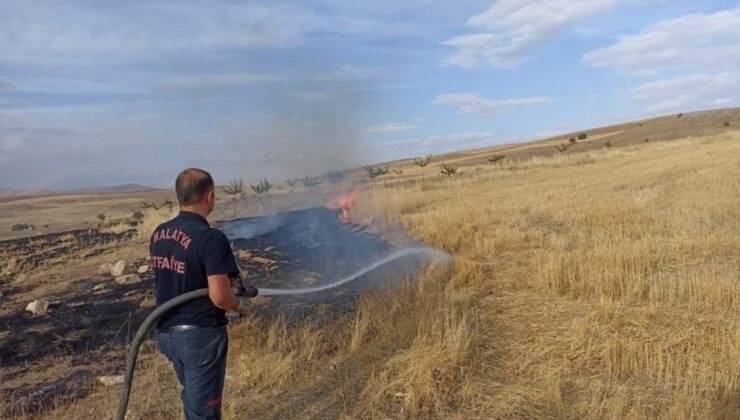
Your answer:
[0,0,738,189]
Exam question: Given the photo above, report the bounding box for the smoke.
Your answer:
[217,68,373,183]
[220,213,287,240]
[221,207,451,310]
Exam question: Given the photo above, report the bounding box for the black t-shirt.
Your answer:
[150,211,239,328]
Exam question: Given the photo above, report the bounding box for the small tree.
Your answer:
[569,137,577,143]
[285,179,297,190]
[162,198,174,209]
[302,176,322,189]
[141,202,159,210]
[363,164,390,187]
[414,154,433,183]
[250,178,272,210]
[224,178,246,196]
[363,164,389,178]
[393,168,404,175]
[11,224,33,232]
[487,154,505,164]
[555,143,573,153]
[440,163,458,176]
[97,213,106,222]
[577,133,588,140]
[326,170,346,185]
[250,178,272,194]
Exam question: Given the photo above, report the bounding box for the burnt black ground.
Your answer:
[1,208,435,416]
[0,276,154,416]
[221,207,430,312]
[0,228,152,416]
[0,229,134,278]
[222,207,391,287]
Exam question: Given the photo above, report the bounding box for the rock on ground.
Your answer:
[115,274,141,285]
[97,375,124,386]
[139,296,155,308]
[26,299,50,315]
[98,263,114,275]
[110,260,127,277]
[136,264,149,274]
[92,284,106,291]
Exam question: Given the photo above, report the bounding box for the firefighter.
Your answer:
[150,168,256,419]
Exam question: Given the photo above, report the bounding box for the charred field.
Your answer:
[0,206,439,417]
[0,228,154,416]
[222,207,440,313]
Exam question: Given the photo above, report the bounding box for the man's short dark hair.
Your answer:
[175,168,214,206]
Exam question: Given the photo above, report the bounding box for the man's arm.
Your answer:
[207,274,239,310]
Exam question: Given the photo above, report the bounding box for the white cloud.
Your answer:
[0,1,312,65]
[363,123,419,134]
[627,72,740,113]
[165,73,282,90]
[0,132,24,152]
[4,79,145,94]
[584,10,740,113]
[0,106,106,154]
[0,106,104,130]
[433,93,552,115]
[584,10,740,74]
[443,0,620,68]
[291,92,331,102]
[310,65,380,82]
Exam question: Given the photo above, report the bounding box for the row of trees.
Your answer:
[365,153,506,182]
[222,152,510,197]
[223,171,344,198]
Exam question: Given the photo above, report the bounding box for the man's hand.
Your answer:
[231,277,259,297]
[242,285,258,297]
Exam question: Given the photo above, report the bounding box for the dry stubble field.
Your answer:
[35,130,740,419]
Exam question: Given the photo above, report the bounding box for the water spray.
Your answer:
[115,246,449,420]
[259,246,450,296]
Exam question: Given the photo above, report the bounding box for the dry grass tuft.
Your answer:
[135,207,177,240]
[99,222,135,235]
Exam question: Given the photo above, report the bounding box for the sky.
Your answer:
[0,0,738,189]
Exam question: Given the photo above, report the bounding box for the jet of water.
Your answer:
[258,246,451,296]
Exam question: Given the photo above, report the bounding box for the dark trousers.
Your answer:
[156,326,228,420]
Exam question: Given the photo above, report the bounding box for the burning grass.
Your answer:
[32,130,740,418]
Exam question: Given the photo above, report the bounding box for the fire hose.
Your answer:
[115,288,210,420]
[115,246,448,420]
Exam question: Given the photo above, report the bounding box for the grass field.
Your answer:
[37,130,740,419]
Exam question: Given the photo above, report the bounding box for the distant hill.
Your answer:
[385,107,740,169]
[0,183,160,198]
[0,187,55,198]
[63,183,160,194]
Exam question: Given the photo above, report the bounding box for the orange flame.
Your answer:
[327,188,359,222]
